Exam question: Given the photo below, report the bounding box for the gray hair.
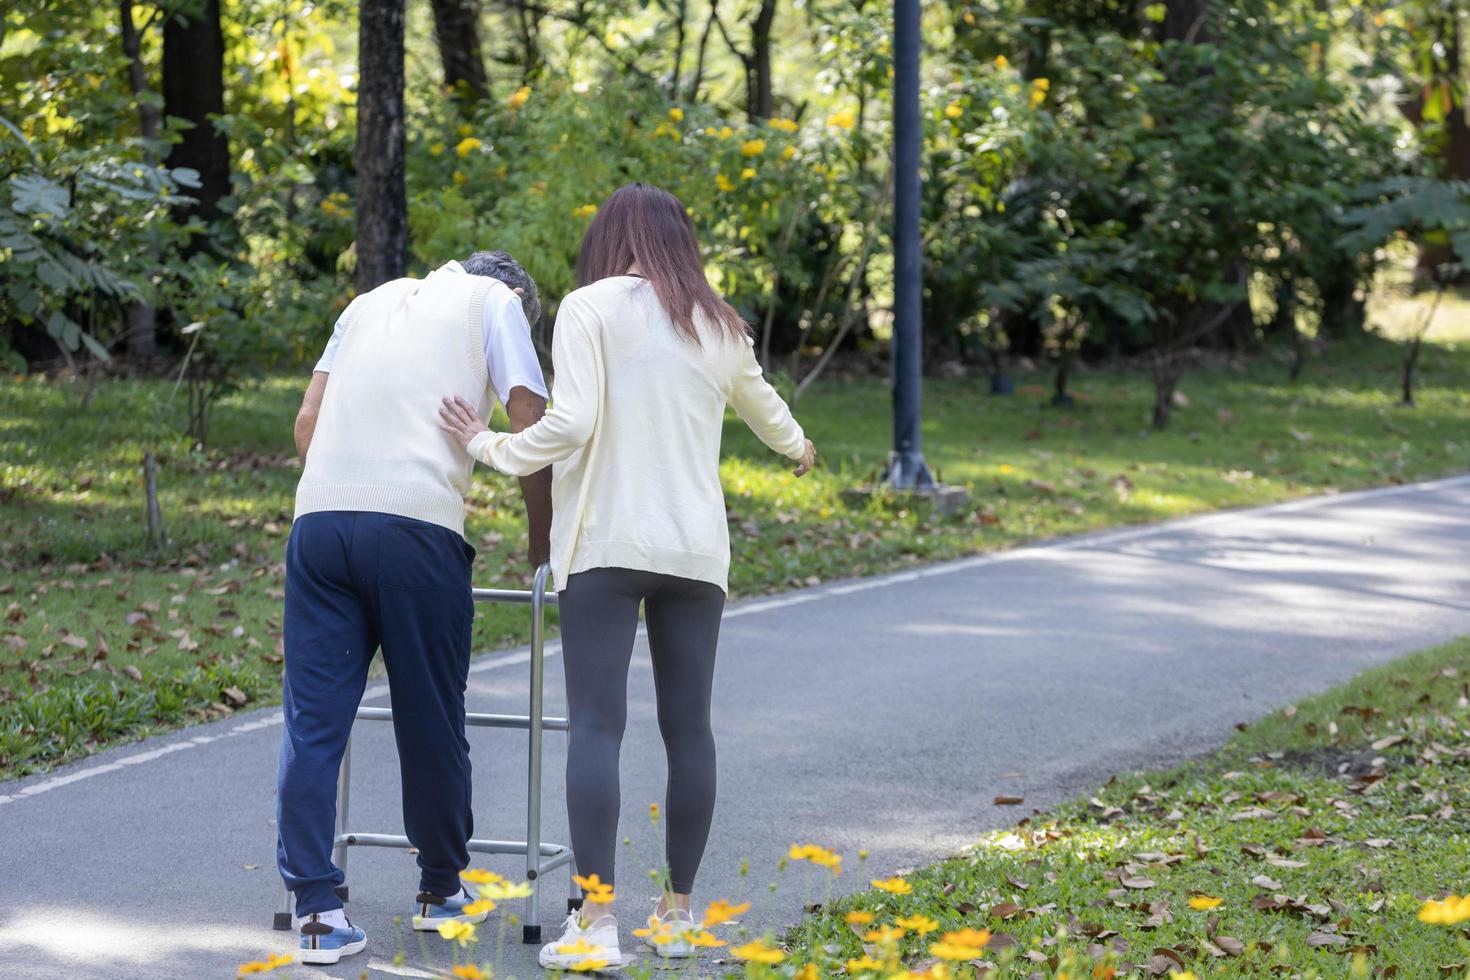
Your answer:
[462,250,543,328]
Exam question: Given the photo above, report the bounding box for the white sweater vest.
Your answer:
[295,268,494,538]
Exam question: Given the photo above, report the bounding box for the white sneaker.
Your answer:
[641,906,697,958]
[539,910,623,971]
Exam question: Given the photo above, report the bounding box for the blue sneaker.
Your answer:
[412,885,493,931]
[298,912,367,965]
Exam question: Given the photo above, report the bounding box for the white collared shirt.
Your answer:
[315,261,548,405]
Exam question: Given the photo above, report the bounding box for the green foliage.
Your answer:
[0,117,197,360]
[1338,177,1470,279]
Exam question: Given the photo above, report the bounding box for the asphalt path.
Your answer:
[3,474,1468,979]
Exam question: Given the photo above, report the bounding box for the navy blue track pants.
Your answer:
[275,511,475,915]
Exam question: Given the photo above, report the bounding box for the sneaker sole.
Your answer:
[412,908,493,931]
[539,950,628,971]
[298,935,367,964]
[643,937,697,958]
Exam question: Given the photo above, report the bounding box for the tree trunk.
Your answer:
[1419,12,1470,280]
[120,0,161,358]
[1163,0,1213,44]
[669,0,688,99]
[687,0,720,102]
[429,0,490,105]
[1151,351,1183,429]
[356,0,408,293]
[749,0,776,119]
[162,0,231,230]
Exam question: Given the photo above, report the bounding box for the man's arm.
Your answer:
[505,385,553,569]
[295,371,330,460]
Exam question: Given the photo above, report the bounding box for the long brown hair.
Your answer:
[577,182,748,346]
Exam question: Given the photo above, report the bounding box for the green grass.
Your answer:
[3,326,1469,780]
[784,637,1470,977]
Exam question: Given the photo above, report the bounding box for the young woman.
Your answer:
[438,182,815,969]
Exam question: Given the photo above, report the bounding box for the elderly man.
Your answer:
[278,251,552,965]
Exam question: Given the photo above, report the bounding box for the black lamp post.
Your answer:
[886,0,933,490]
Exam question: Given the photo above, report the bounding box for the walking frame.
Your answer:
[272,563,582,944]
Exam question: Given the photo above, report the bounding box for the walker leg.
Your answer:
[568,855,583,915]
[332,734,353,898]
[274,881,293,930]
[522,564,550,945]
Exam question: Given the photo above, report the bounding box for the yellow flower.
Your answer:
[741,139,766,157]
[768,117,799,133]
[945,102,963,119]
[453,171,468,185]
[826,109,856,130]
[689,930,726,947]
[993,55,1010,69]
[461,869,504,885]
[455,137,482,157]
[649,802,660,822]
[940,928,991,948]
[741,168,757,180]
[845,910,874,926]
[716,173,736,193]
[847,955,885,973]
[782,145,797,161]
[555,938,602,955]
[998,463,1014,474]
[633,915,670,940]
[795,965,820,980]
[478,880,534,900]
[910,965,950,980]
[237,953,293,975]
[429,143,445,156]
[789,844,843,873]
[437,920,477,947]
[452,966,489,980]
[508,85,531,109]
[568,961,608,972]
[571,204,598,219]
[1030,78,1049,108]
[1187,895,1223,911]
[719,126,733,139]
[1420,894,1470,925]
[894,914,939,935]
[864,925,907,944]
[458,123,473,137]
[573,873,612,895]
[733,939,786,964]
[463,898,496,916]
[668,107,685,122]
[701,898,751,927]
[870,877,912,895]
[930,942,986,961]
[584,888,616,905]
[1170,974,1199,980]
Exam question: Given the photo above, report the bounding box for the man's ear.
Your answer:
[512,287,525,297]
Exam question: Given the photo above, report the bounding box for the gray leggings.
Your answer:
[558,567,725,895]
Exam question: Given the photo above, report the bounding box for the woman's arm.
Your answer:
[439,295,602,477]
[729,337,815,474]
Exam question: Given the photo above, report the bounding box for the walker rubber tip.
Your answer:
[522,924,542,945]
[272,912,293,931]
